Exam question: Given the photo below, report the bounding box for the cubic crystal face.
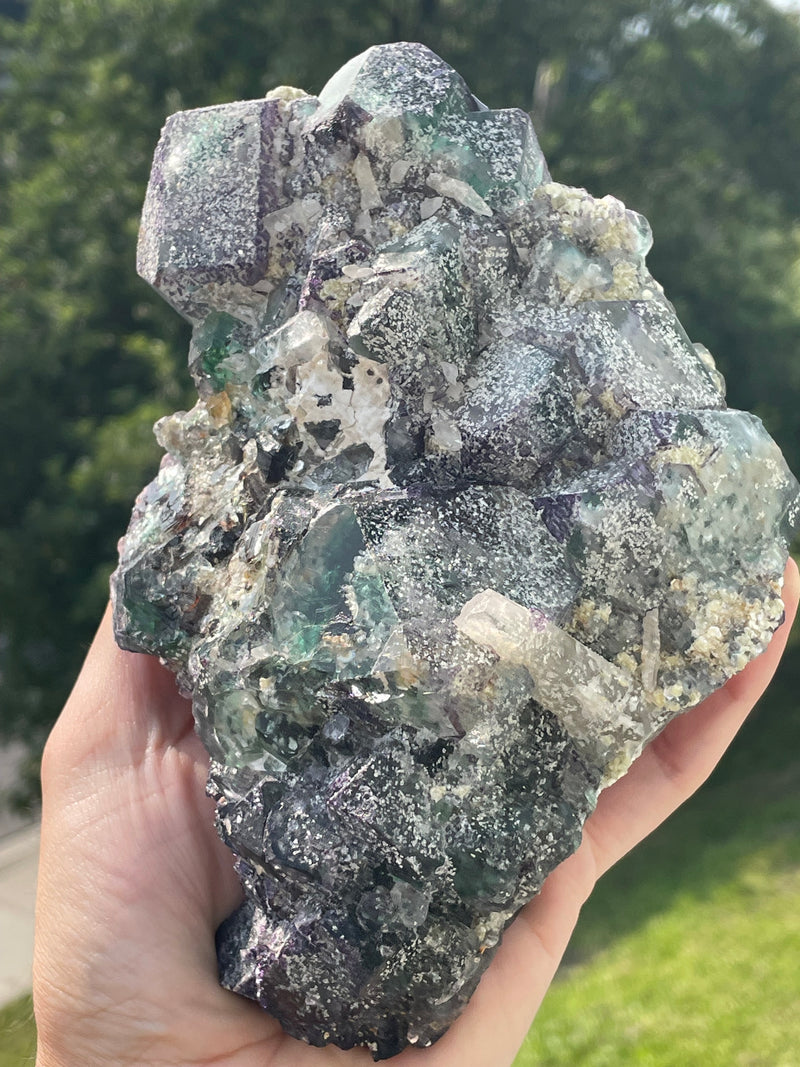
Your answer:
[111,42,800,1060]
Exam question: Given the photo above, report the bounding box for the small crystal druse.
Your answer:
[112,43,800,1059]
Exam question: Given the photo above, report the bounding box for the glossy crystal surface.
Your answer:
[112,42,800,1059]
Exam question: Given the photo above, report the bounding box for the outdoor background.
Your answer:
[1,0,799,1063]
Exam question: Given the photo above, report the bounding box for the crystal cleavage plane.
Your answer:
[111,42,800,1060]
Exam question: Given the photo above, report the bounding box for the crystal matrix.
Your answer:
[112,43,800,1059]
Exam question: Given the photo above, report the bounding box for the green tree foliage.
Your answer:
[0,0,798,770]
[545,0,800,459]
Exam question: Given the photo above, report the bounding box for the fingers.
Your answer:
[585,557,799,879]
[39,601,234,925]
[43,603,195,779]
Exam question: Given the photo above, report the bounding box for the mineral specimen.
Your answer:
[111,42,800,1059]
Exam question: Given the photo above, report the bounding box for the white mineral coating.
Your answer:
[113,41,800,1061]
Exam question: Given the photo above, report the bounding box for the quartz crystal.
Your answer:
[112,42,800,1059]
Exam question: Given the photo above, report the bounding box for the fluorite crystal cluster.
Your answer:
[111,43,800,1059]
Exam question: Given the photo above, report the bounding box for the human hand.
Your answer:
[33,559,799,1067]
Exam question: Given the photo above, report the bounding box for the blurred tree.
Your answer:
[0,1,27,20]
[0,0,798,783]
[544,0,800,461]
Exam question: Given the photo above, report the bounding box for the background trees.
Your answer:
[1,0,799,793]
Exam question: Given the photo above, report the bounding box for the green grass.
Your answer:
[514,761,800,1067]
[0,994,36,1065]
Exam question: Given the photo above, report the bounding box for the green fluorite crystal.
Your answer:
[112,42,800,1060]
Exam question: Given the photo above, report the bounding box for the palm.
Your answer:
[35,560,799,1067]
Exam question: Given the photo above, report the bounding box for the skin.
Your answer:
[34,559,799,1067]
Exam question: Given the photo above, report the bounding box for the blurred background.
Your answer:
[0,0,799,1062]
